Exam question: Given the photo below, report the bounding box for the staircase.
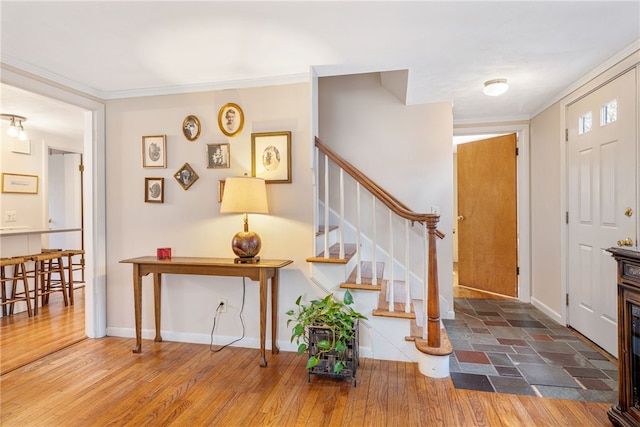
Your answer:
[306,137,452,378]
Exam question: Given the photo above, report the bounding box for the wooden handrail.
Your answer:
[316,137,445,239]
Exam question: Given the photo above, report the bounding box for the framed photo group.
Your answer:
[140,106,292,204]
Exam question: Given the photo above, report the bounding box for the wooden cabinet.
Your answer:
[608,247,640,427]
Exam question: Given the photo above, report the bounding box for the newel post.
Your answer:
[426,215,440,348]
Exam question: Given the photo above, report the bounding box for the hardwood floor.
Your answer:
[0,292,613,426]
[1,290,86,375]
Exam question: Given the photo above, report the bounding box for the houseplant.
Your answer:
[286,290,367,379]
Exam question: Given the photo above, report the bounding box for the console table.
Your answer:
[120,256,293,367]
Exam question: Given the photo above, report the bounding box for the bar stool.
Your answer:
[28,252,68,316]
[0,257,33,317]
[61,249,85,305]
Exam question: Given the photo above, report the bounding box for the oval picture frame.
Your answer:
[182,115,201,141]
[218,103,244,137]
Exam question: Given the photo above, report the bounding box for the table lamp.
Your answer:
[220,176,269,263]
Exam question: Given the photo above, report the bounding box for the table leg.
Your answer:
[259,269,268,367]
[154,273,162,342]
[133,264,142,353]
[271,269,280,355]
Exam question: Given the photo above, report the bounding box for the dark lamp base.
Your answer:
[234,256,261,264]
[231,230,262,259]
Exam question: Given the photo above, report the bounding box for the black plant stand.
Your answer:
[307,323,359,386]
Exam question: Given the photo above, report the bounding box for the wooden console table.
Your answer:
[120,256,293,367]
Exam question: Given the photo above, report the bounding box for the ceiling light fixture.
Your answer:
[1,114,28,141]
[483,79,509,97]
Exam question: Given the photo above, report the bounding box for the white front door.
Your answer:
[567,68,637,357]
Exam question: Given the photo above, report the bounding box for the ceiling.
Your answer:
[1,1,639,140]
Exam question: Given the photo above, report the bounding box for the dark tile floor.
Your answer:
[443,298,618,403]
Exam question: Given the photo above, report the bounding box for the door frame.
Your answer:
[560,53,640,327]
[453,123,531,302]
[1,66,107,339]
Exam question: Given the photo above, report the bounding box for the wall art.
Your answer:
[217,103,244,137]
[207,143,230,169]
[182,115,201,141]
[251,131,291,183]
[142,135,166,168]
[1,173,38,194]
[145,177,164,203]
[174,162,199,190]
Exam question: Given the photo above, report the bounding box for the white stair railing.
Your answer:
[314,137,444,344]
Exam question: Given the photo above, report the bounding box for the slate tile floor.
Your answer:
[444,298,618,403]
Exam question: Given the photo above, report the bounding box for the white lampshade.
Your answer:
[220,176,269,214]
[483,79,509,97]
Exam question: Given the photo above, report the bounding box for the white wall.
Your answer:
[105,83,316,349]
[318,72,455,316]
[0,128,83,231]
[530,103,563,316]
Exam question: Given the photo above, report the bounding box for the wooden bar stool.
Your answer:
[61,249,85,305]
[28,252,68,316]
[0,257,33,317]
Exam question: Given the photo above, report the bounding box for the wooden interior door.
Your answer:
[457,133,518,297]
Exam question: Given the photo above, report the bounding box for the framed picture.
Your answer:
[207,143,230,169]
[2,173,38,194]
[182,115,201,141]
[251,131,292,183]
[174,162,199,190]
[218,103,244,137]
[145,178,164,203]
[218,179,225,203]
[142,135,166,168]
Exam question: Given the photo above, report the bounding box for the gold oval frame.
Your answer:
[182,115,201,141]
[218,103,244,137]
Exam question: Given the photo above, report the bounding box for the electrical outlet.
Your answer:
[218,298,227,313]
[430,206,440,215]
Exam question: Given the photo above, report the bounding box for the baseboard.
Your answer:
[529,296,564,325]
[105,326,375,358]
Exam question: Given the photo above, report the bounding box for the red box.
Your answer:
[157,248,171,260]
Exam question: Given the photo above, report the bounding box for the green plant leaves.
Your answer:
[297,343,307,355]
[286,291,367,377]
[307,355,320,369]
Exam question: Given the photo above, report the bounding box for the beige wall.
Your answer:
[530,103,563,318]
[318,72,455,316]
[105,83,316,349]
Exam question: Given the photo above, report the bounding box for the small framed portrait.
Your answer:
[251,131,292,183]
[182,115,201,141]
[174,162,199,190]
[145,178,164,203]
[207,143,230,169]
[217,103,244,137]
[142,135,166,168]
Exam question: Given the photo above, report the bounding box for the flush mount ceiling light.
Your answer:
[483,79,509,97]
[0,113,28,141]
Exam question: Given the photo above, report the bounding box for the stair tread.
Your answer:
[372,309,415,319]
[306,243,357,264]
[315,225,339,237]
[340,283,382,291]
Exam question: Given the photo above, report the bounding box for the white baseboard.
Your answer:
[529,297,564,325]
[105,327,374,358]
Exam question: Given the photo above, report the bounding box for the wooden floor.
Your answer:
[1,290,86,375]
[0,291,613,426]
